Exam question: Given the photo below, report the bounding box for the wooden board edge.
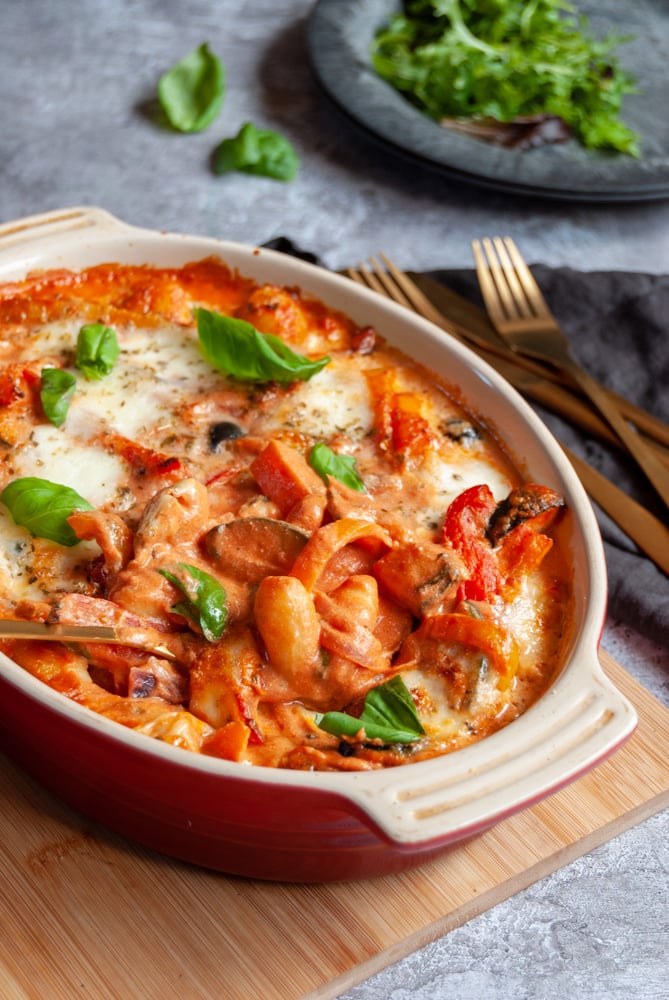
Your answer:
[300,644,669,1000]
[304,789,669,1000]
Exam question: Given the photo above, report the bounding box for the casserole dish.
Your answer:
[0,207,637,882]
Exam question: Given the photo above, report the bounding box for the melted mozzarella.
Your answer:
[11,425,127,507]
[0,509,36,597]
[258,360,374,440]
[0,507,100,601]
[416,451,513,528]
[35,322,218,441]
[0,263,568,771]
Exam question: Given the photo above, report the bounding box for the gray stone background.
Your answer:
[1,1,667,998]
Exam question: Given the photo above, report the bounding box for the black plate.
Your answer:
[307,0,669,202]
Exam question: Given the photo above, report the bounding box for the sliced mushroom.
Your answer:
[487,484,564,546]
[203,517,309,584]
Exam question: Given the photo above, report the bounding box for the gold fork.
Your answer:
[472,236,669,514]
[0,619,179,659]
[351,260,669,463]
[347,255,669,576]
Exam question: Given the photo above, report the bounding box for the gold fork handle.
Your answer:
[0,619,179,660]
[411,273,669,450]
[564,448,669,576]
[564,359,669,515]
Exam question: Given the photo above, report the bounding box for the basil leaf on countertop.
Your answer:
[309,442,365,492]
[315,676,425,745]
[75,323,120,380]
[159,562,228,642]
[1,477,94,546]
[196,308,330,383]
[40,367,76,428]
[158,42,225,133]
[213,122,299,181]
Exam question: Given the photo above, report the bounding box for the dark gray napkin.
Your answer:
[263,240,669,646]
[428,267,669,648]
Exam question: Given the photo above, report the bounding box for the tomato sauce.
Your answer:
[0,260,571,770]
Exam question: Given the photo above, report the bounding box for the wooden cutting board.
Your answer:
[1,649,667,1000]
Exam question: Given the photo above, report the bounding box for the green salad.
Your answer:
[370,0,640,155]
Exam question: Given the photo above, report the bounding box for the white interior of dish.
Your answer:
[0,207,636,846]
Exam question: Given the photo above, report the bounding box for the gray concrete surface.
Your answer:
[1,2,667,997]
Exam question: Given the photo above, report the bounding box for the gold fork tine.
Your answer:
[352,257,669,458]
[475,238,556,333]
[378,253,461,336]
[362,253,505,357]
[346,266,367,289]
[367,256,413,308]
[473,236,669,513]
[347,256,669,576]
[472,239,507,328]
[346,257,394,305]
[486,236,532,320]
[500,236,553,319]
[413,269,669,451]
[355,260,669,464]
[358,261,386,297]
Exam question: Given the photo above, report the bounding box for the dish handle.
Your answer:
[0,206,131,251]
[346,659,638,847]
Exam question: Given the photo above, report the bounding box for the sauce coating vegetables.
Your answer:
[0,260,570,770]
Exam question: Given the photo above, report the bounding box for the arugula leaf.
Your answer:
[371,0,640,156]
[309,442,365,492]
[158,43,225,133]
[213,122,299,181]
[75,324,120,380]
[1,477,94,546]
[158,562,228,641]
[196,308,330,383]
[315,676,425,745]
[40,368,76,428]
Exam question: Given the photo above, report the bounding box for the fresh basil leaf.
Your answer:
[158,42,225,133]
[75,324,120,380]
[309,442,365,492]
[40,367,76,428]
[315,676,425,745]
[1,477,94,546]
[363,676,425,735]
[159,562,228,641]
[213,122,299,181]
[196,308,330,383]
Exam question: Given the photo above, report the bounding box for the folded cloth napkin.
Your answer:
[263,240,669,646]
